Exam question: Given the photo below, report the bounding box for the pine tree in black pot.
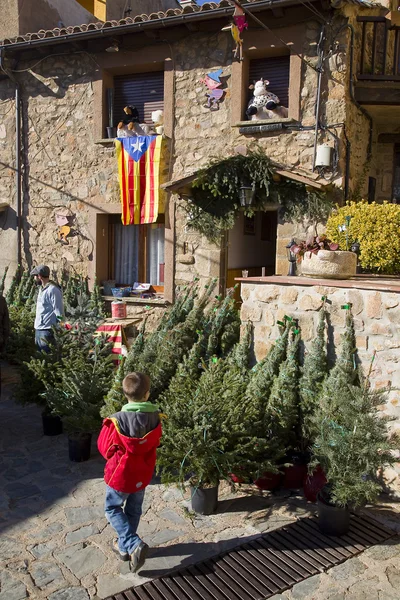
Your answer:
[299,307,329,450]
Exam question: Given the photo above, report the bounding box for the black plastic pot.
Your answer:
[68,433,92,462]
[42,411,63,436]
[191,485,218,515]
[317,492,350,536]
[106,126,116,139]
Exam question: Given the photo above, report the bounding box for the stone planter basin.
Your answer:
[301,250,357,279]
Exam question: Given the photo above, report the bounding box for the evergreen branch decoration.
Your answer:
[184,150,332,243]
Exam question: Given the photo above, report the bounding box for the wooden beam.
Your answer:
[355,86,400,104]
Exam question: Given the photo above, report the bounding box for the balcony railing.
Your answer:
[357,16,400,81]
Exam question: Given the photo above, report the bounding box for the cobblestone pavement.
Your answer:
[0,363,399,600]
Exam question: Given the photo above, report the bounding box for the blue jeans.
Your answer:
[35,329,54,353]
[104,485,145,554]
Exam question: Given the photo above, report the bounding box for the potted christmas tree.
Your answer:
[311,310,395,535]
[46,332,114,461]
[312,382,395,536]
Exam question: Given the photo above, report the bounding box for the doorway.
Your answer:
[226,210,278,303]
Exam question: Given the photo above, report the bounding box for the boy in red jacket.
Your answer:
[98,372,162,572]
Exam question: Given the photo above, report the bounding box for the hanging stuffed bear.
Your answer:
[117,105,145,137]
[246,78,288,120]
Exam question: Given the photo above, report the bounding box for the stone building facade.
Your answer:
[0,0,399,317]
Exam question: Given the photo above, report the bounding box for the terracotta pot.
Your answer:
[254,471,282,491]
[303,465,327,502]
[301,250,357,280]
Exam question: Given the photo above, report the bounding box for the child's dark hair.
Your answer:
[122,372,150,401]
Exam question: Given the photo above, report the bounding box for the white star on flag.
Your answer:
[131,138,145,153]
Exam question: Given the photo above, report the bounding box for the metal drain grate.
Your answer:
[106,514,395,600]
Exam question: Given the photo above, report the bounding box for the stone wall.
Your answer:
[0,9,372,297]
[240,278,400,436]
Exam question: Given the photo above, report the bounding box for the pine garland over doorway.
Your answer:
[184,150,333,243]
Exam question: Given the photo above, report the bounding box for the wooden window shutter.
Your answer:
[249,56,290,108]
[113,71,164,125]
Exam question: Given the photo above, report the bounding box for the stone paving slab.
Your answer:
[1,363,399,600]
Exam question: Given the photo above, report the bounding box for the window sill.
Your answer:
[102,295,169,306]
[95,139,116,146]
[233,118,296,128]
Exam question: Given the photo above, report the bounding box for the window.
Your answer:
[108,215,165,289]
[247,55,290,118]
[113,71,164,125]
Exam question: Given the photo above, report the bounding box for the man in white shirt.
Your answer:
[30,265,63,352]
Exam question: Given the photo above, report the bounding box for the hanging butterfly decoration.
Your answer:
[222,3,248,61]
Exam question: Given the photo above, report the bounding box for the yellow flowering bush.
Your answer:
[326,201,400,274]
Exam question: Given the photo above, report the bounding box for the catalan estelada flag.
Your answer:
[115,135,164,225]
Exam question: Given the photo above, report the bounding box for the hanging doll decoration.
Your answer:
[246,78,288,120]
[117,105,146,137]
[199,69,225,110]
[222,3,248,61]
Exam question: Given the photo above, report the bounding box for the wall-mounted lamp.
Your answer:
[285,239,297,277]
[239,180,256,207]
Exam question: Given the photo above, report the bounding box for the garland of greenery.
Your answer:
[184,150,333,244]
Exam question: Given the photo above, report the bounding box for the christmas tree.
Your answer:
[123,317,147,376]
[312,382,395,507]
[46,336,115,432]
[299,308,329,448]
[89,277,106,319]
[100,356,126,418]
[267,329,301,451]
[245,321,290,419]
[318,308,360,417]
[158,356,232,488]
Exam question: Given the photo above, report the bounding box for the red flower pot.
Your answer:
[282,463,308,489]
[229,473,245,484]
[254,471,282,491]
[303,466,327,503]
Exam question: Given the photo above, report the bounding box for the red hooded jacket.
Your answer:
[97,416,162,493]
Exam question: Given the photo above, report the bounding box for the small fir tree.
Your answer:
[299,308,329,448]
[318,309,360,416]
[267,329,301,451]
[158,356,232,488]
[100,356,126,417]
[123,318,147,376]
[312,383,395,507]
[6,265,22,305]
[89,277,106,319]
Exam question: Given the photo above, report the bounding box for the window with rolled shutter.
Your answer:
[248,56,290,109]
[113,71,164,125]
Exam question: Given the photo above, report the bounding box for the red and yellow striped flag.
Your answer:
[115,135,163,225]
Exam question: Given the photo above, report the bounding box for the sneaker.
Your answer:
[111,538,129,562]
[129,541,149,573]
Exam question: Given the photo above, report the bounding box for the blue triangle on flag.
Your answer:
[121,135,156,162]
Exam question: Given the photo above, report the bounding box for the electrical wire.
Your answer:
[11,50,101,72]
[231,0,319,73]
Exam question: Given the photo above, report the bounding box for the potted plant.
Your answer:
[312,382,395,535]
[310,312,395,535]
[46,334,114,462]
[158,357,232,514]
[292,235,357,279]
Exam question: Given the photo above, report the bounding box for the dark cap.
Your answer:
[30,265,50,277]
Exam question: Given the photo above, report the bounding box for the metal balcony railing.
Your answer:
[357,16,400,81]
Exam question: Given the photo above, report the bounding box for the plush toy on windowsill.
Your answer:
[117,105,146,137]
[140,110,164,136]
[246,78,288,120]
